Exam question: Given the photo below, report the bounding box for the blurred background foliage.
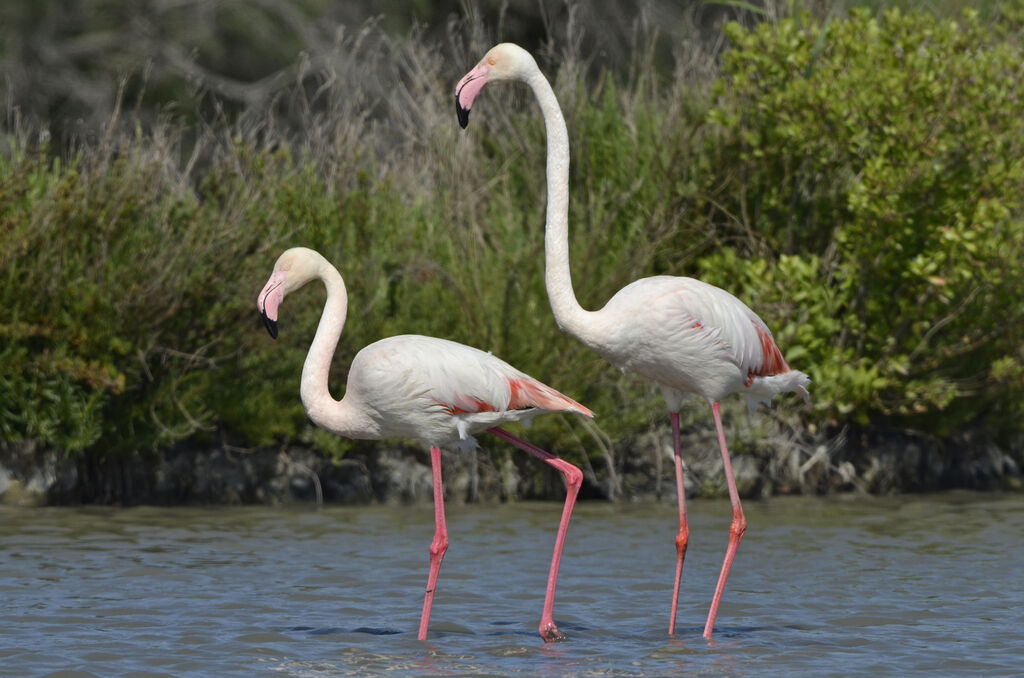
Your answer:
[1,0,1022,492]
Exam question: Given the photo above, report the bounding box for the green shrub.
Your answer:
[1,135,265,455]
[696,8,1024,437]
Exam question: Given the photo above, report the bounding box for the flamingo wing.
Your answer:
[594,276,796,403]
[351,335,591,419]
[417,336,592,417]
[668,278,789,381]
[654,277,808,408]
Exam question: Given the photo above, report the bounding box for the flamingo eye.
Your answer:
[487,56,497,66]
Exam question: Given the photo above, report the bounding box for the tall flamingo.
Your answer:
[257,247,592,642]
[455,43,810,639]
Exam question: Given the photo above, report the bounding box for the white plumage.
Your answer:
[588,275,809,412]
[338,334,586,448]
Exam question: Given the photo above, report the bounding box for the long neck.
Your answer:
[526,69,594,340]
[299,265,375,437]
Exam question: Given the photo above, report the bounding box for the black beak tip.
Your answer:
[261,311,278,340]
[455,97,470,129]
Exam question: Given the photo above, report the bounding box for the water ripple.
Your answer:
[1,493,1022,676]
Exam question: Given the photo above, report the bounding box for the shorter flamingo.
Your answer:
[257,247,592,642]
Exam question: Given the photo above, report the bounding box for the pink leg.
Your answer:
[418,446,449,641]
[703,401,746,639]
[488,427,582,642]
[668,411,690,636]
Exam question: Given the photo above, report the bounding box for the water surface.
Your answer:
[1,493,1021,676]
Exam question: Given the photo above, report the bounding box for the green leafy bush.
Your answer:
[1,135,269,455]
[696,8,1024,436]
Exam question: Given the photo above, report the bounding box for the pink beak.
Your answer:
[455,62,491,128]
[257,271,287,339]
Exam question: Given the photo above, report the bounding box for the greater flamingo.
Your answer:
[257,246,592,642]
[455,43,810,639]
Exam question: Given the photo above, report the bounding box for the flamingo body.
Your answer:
[257,247,590,642]
[456,43,810,639]
[320,333,588,448]
[583,275,808,411]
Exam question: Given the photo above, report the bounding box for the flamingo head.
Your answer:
[455,42,538,128]
[256,247,323,339]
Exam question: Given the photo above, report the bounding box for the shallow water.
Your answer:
[1,492,1022,677]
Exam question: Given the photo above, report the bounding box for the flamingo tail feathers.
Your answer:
[742,370,811,415]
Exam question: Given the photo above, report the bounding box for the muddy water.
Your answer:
[1,492,1021,676]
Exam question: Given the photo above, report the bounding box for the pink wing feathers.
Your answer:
[439,364,592,418]
[440,375,590,416]
[602,276,806,405]
[355,334,592,419]
[745,319,791,386]
[667,277,793,382]
[676,285,810,407]
[507,374,591,414]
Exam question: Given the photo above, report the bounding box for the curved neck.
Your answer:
[299,264,365,434]
[526,70,593,340]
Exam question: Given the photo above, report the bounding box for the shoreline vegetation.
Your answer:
[2,1,1023,505]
